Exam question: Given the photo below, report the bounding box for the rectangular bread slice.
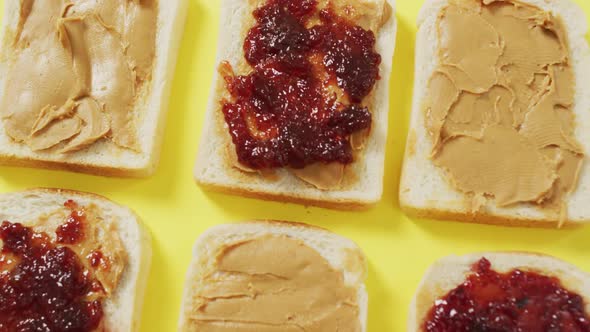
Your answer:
[408,252,590,331]
[0,1,188,177]
[0,188,152,331]
[194,0,397,210]
[400,0,590,227]
[178,220,368,331]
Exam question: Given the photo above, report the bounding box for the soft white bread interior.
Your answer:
[178,221,368,332]
[0,0,189,177]
[194,0,397,210]
[408,252,590,332]
[0,188,152,332]
[399,0,590,227]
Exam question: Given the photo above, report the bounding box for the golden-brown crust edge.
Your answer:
[0,155,154,178]
[197,180,376,211]
[0,187,148,233]
[241,219,332,232]
[3,187,148,224]
[400,203,586,229]
[15,187,113,201]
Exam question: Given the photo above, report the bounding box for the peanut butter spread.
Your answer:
[0,0,158,152]
[188,235,361,331]
[425,0,584,211]
[35,202,127,295]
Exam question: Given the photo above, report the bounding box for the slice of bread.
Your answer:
[399,0,590,227]
[0,188,152,332]
[409,252,590,331]
[0,1,188,177]
[194,0,397,210]
[178,220,368,331]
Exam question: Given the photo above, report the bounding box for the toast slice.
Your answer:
[409,252,590,331]
[399,0,590,227]
[0,188,152,331]
[178,221,368,331]
[0,0,188,177]
[194,0,397,210]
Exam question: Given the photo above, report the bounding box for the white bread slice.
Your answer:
[399,0,590,227]
[178,220,368,332]
[194,0,397,210]
[0,188,152,332]
[408,252,590,332]
[0,1,189,177]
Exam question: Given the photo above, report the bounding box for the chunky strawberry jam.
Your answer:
[222,0,381,169]
[56,202,86,245]
[0,201,104,331]
[424,258,590,332]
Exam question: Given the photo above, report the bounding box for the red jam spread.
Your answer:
[221,0,381,169]
[88,250,108,270]
[0,201,105,332]
[56,201,86,244]
[424,258,590,332]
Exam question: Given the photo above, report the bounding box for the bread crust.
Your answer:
[400,204,583,229]
[0,155,154,178]
[198,181,373,210]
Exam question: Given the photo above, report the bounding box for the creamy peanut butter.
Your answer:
[291,162,345,190]
[1,0,158,152]
[35,202,127,295]
[187,235,361,331]
[307,0,392,32]
[425,0,584,212]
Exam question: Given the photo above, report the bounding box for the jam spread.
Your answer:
[0,201,106,331]
[221,0,381,169]
[424,258,590,332]
[56,201,86,245]
[88,251,107,269]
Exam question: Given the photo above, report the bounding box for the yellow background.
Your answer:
[1,0,590,331]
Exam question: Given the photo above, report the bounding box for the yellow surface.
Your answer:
[1,0,590,331]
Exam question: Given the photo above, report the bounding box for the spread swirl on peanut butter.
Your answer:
[1,0,158,153]
[187,235,362,331]
[425,0,584,214]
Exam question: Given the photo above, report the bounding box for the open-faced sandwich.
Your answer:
[410,252,590,331]
[0,189,151,331]
[400,0,590,227]
[0,0,188,177]
[195,0,397,209]
[179,221,368,331]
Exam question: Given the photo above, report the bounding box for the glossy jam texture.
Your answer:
[0,201,105,332]
[424,258,590,332]
[56,201,86,244]
[222,0,380,169]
